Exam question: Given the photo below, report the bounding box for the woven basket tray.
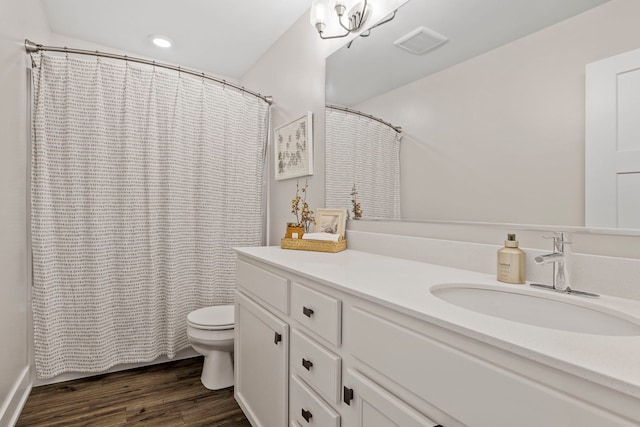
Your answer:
[280,237,347,253]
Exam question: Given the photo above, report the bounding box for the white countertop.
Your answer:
[235,246,640,400]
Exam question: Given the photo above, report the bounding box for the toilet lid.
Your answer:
[187,305,234,328]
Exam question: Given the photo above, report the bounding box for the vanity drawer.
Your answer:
[291,374,340,427]
[291,329,342,404]
[291,282,341,346]
[236,259,289,314]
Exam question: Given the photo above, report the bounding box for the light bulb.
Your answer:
[310,0,329,27]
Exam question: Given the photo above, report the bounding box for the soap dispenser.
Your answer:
[497,234,526,284]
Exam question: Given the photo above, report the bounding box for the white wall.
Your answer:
[356,0,640,227]
[0,0,51,424]
[241,0,407,245]
[241,13,328,246]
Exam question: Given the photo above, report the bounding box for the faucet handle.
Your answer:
[542,232,572,244]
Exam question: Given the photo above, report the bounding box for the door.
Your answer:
[586,47,640,228]
[344,369,440,427]
[235,291,289,427]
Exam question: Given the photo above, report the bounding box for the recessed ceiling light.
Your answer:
[150,35,173,48]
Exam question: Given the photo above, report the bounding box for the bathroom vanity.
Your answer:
[233,247,640,427]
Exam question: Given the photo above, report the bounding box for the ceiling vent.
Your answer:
[393,26,448,55]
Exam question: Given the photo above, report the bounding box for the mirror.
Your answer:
[325,0,640,230]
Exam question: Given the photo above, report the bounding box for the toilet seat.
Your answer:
[187,305,234,330]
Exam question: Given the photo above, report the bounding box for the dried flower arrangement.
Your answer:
[351,184,363,219]
[290,179,315,232]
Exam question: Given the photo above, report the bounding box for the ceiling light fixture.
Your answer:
[310,0,371,39]
[150,35,173,48]
[347,9,397,49]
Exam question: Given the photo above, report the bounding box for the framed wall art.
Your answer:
[275,112,313,180]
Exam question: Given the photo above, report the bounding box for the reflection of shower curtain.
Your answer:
[326,107,401,219]
[31,53,269,378]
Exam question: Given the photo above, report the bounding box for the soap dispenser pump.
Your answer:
[497,234,526,284]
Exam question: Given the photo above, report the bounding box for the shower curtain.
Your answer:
[30,53,269,378]
[326,107,401,219]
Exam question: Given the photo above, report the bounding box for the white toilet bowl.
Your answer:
[186,304,235,390]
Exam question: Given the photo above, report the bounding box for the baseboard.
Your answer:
[0,366,32,427]
[34,347,200,386]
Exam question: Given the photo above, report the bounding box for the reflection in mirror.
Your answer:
[325,0,640,231]
[585,48,640,229]
[325,105,402,219]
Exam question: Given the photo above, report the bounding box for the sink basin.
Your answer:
[430,284,640,336]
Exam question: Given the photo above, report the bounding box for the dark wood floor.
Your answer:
[17,357,251,427]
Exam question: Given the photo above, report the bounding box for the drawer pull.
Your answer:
[302,358,313,370]
[302,306,314,317]
[343,386,354,405]
[274,332,282,345]
[301,408,313,422]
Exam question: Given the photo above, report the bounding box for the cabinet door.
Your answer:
[235,291,289,427]
[344,369,439,427]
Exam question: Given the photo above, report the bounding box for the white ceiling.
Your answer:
[41,0,311,79]
[327,0,610,106]
[40,0,612,96]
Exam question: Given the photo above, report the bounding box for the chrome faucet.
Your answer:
[535,232,572,291]
[531,232,599,298]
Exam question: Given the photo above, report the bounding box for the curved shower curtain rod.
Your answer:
[24,39,273,105]
[326,104,402,134]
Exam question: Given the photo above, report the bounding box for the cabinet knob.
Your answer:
[302,358,313,370]
[301,408,313,422]
[302,306,314,318]
[273,332,282,345]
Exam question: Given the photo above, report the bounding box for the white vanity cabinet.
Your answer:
[234,249,640,427]
[235,255,451,427]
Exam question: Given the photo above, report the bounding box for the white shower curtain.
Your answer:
[326,107,401,219]
[30,53,269,378]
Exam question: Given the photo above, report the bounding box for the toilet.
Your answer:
[186,304,235,390]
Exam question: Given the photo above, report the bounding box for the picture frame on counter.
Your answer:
[314,208,347,238]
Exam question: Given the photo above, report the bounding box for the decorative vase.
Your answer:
[285,223,305,239]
